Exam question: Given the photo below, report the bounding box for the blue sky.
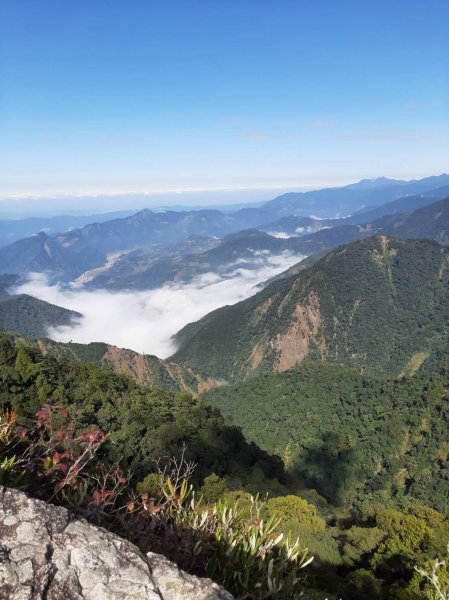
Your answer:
[1,0,448,198]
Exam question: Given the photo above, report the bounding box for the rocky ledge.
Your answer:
[0,486,233,599]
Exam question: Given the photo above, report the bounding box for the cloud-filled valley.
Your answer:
[14,251,304,358]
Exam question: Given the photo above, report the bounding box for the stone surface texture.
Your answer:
[0,486,233,600]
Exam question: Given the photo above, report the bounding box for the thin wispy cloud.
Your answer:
[14,252,305,359]
[244,131,267,141]
[335,127,433,142]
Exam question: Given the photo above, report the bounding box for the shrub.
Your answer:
[199,472,229,504]
[266,495,326,533]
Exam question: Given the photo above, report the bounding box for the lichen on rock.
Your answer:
[0,486,233,600]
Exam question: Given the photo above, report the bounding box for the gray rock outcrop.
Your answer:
[0,486,233,600]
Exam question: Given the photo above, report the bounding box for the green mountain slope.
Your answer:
[203,361,449,510]
[171,236,449,381]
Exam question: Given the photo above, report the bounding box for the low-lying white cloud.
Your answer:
[265,231,293,239]
[14,251,305,359]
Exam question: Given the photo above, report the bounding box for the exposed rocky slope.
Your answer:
[172,236,449,381]
[38,339,215,395]
[0,486,233,599]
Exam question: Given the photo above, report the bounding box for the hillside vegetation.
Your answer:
[0,294,80,338]
[204,361,449,511]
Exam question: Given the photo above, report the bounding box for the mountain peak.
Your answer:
[132,208,153,218]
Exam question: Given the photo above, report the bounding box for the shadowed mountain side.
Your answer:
[345,185,449,224]
[203,361,449,510]
[171,235,449,381]
[0,295,81,338]
[0,273,81,338]
[1,336,292,496]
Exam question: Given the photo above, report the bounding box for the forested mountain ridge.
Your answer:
[172,235,449,381]
[0,295,80,338]
[0,336,289,495]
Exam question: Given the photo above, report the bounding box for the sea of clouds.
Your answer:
[14,251,304,359]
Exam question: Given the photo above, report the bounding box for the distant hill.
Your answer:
[73,195,449,290]
[0,209,243,280]
[0,274,19,295]
[83,229,307,290]
[171,236,449,381]
[258,194,449,285]
[0,294,81,338]
[261,173,449,218]
[381,195,449,245]
[345,185,449,224]
[258,215,335,236]
[0,273,81,338]
[0,210,136,249]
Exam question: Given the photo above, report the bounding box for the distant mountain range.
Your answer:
[171,235,449,381]
[0,174,448,284]
[0,210,137,249]
[83,194,449,290]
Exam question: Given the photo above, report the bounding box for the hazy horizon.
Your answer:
[1,172,447,218]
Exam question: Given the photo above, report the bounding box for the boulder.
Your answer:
[0,486,233,600]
